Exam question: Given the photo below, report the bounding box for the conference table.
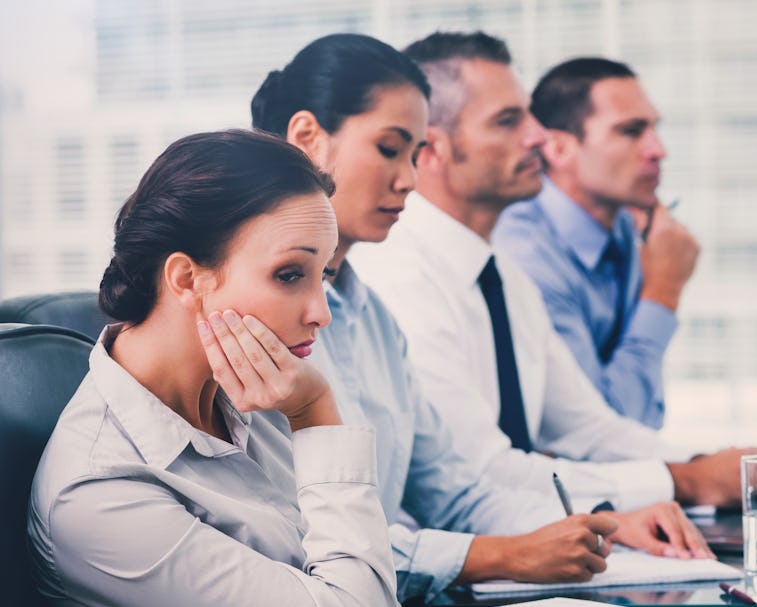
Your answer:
[406,510,748,606]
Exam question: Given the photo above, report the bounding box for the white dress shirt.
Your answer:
[28,325,399,607]
[350,192,693,513]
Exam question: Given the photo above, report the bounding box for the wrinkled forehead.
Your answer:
[266,193,338,242]
[228,192,338,257]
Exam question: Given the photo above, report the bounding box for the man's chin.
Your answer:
[480,179,545,213]
[511,181,544,205]
[624,196,658,210]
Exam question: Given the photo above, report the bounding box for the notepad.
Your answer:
[506,600,624,607]
[471,550,740,597]
[470,597,638,607]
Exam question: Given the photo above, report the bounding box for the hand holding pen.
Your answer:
[553,473,609,555]
[553,471,714,561]
[553,472,574,515]
[640,198,679,242]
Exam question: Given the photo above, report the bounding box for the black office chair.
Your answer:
[0,323,94,606]
[0,291,111,342]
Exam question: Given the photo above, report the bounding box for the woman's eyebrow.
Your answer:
[383,126,413,142]
[286,246,318,254]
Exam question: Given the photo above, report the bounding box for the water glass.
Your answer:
[742,455,757,574]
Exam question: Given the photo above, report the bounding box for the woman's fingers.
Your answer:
[207,312,263,386]
[197,317,245,402]
[198,310,327,417]
[222,310,280,381]
[198,310,307,412]
[242,315,292,370]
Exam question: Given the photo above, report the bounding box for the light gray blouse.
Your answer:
[28,325,398,606]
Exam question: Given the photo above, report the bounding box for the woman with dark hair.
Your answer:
[251,33,431,255]
[28,129,399,606]
[251,33,618,603]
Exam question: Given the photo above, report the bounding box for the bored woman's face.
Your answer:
[201,192,338,357]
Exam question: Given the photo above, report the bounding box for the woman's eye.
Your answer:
[377,144,399,159]
[277,271,304,284]
[322,266,337,279]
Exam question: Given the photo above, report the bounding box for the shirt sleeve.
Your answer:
[389,524,473,602]
[527,302,696,511]
[537,303,692,468]
[537,272,676,429]
[498,215,676,429]
[42,426,399,607]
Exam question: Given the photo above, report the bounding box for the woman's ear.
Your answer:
[287,110,329,166]
[163,252,216,313]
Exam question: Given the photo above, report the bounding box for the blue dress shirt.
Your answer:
[309,262,564,603]
[493,178,677,429]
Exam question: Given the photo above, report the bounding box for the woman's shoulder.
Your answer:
[31,374,148,519]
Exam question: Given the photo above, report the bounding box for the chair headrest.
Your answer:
[0,291,110,341]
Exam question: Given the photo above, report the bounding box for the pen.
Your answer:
[641,198,680,242]
[552,472,573,516]
[720,582,756,605]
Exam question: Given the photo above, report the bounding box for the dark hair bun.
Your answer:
[251,70,286,135]
[251,34,430,137]
[98,256,152,324]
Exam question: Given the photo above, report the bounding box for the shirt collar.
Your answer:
[325,259,368,317]
[404,190,494,288]
[90,324,243,469]
[537,176,619,271]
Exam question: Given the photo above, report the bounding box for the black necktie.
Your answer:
[598,236,628,363]
[478,256,532,452]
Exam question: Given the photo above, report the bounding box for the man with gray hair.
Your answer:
[351,31,748,523]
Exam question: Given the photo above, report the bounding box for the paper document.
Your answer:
[683,504,717,518]
[472,550,740,596]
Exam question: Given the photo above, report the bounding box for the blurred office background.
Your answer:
[0,0,755,448]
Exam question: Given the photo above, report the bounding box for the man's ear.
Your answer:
[287,110,330,167]
[540,129,579,170]
[163,252,216,313]
[417,125,451,171]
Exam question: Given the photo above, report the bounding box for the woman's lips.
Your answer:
[378,207,404,222]
[289,339,315,358]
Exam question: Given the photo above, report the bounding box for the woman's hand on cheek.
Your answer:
[197,310,341,431]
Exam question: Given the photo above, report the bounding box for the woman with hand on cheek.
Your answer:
[28,129,399,607]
